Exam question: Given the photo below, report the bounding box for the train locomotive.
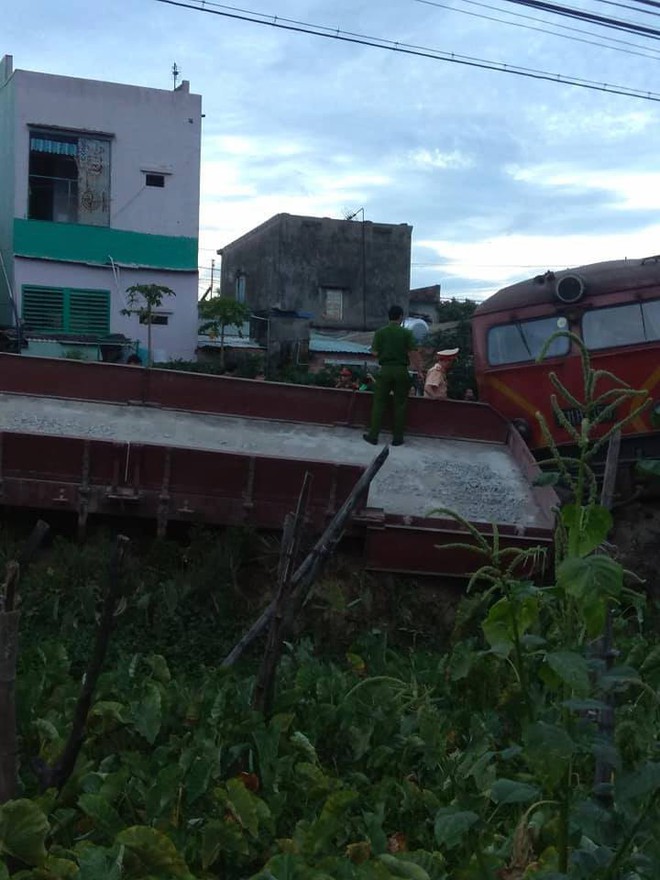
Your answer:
[472,255,660,466]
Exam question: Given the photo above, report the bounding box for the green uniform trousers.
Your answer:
[366,364,411,443]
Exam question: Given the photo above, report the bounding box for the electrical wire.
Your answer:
[151,0,660,102]
[417,0,660,59]
[588,0,660,18]
[496,0,660,39]
[595,0,660,12]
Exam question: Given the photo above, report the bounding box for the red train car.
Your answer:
[472,255,660,464]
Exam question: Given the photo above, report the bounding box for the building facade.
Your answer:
[218,213,412,332]
[0,55,201,361]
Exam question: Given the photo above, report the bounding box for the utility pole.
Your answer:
[199,260,217,303]
[347,208,367,331]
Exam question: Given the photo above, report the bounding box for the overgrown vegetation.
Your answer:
[157,356,264,379]
[271,364,345,387]
[198,297,252,371]
[0,525,456,674]
[1,337,660,878]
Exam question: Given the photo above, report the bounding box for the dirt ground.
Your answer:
[612,499,660,598]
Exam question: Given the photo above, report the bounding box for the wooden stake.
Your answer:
[222,446,389,668]
[0,565,20,804]
[253,473,312,714]
[37,535,130,791]
[0,520,50,804]
[600,428,621,512]
[594,429,621,797]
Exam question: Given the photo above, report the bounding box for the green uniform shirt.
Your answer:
[372,322,416,366]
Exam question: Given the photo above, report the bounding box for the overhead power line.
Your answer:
[417,0,660,59]
[497,0,660,38]
[152,0,660,102]
[595,0,660,12]
[590,0,660,18]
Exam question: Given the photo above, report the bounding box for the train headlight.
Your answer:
[512,418,532,443]
[555,273,585,303]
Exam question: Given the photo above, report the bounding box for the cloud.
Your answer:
[407,148,473,170]
[507,164,660,212]
[525,107,654,142]
[417,223,660,297]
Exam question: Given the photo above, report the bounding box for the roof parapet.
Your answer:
[1,55,13,86]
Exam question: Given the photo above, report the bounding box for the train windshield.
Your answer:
[582,300,660,350]
[487,316,569,366]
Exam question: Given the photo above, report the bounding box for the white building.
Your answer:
[0,55,201,361]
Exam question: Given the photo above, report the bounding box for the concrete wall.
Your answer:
[14,258,198,361]
[0,56,16,325]
[220,213,412,331]
[221,219,283,311]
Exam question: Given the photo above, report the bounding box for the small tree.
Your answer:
[121,283,175,367]
[199,295,251,371]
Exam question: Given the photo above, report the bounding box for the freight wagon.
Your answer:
[0,353,555,577]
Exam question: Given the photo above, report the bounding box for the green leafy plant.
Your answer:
[198,295,251,370]
[121,283,175,367]
[423,334,658,877]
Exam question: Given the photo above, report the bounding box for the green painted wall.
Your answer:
[13,219,197,271]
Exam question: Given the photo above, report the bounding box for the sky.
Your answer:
[4,0,660,301]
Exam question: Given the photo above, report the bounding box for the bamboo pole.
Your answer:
[37,535,130,792]
[253,473,312,714]
[0,563,20,804]
[0,520,50,804]
[223,446,389,668]
[593,430,621,797]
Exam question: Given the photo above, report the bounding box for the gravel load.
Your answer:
[0,393,543,527]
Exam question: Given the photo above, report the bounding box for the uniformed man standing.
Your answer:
[363,305,423,447]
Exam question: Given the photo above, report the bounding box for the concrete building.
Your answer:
[0,55,201,361]
[218,213,412,332]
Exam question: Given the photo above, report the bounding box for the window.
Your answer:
[139,312,169,325]
[322,287,344,321]
[582,300,660,351]
[145,173,165,188]
[235,273,246,304]
[28,130,110,226]
[487,315,569,365]
[22,286,110,336]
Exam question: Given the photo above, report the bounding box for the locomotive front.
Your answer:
[472,256,660,459]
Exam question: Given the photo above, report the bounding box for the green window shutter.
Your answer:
[22,287,64,332]
[67,290,110,335]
